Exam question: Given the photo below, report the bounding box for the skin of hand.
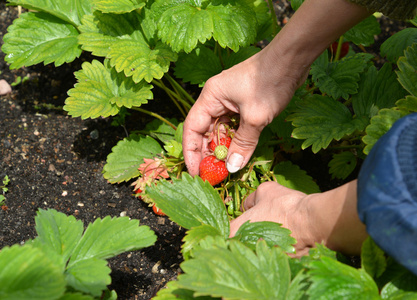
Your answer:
[229,180,369,257]
[182,0,372,176]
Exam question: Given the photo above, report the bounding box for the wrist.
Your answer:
[259,0,372,84]
[306,181,368,255]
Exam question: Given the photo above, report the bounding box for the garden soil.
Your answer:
[0,1,410,299]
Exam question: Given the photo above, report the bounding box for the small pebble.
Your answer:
[0,79,12,95]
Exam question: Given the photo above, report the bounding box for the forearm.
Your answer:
[306,180,368,255]
[257,0,372,98]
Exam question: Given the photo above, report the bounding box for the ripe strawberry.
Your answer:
[330,41,349,59]
[209,137,232,152]
[199,155,229,186]
[152,204,166,216]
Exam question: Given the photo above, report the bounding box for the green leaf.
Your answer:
[0,244,66,300]
[290,0,304,10]
[328,151,357,180]
[174,46,222,86]
[2,12,82,69]
[241,0,273,42]
[103,134,164,183]
[287,270,310,300]
[380,269,417,299]
[146,173,230,238]
[34,209,84,268]
[65,60,153,119]
[396,95,417,112]
[233,221,296,254]
[108,40,177,83]
[142,118,178,144]
[223,46,261,69]
[153,0,257,52]
[59,293,95,300]
[397,44,417,97]
[68,216,156,267]
[7,0,92,27]
[78,12,143,57]
[344,15,380,46]
[154,1,214,53]
[362,108,408,155]
[182,224,223,260]
[273,161,320,194]
[288,94,368,153]
[65,258,111,297]
[311,51,369,100]
[352,63,408,118]
[164,140,183,158]
[361,237,387,279]
[381,28,417,63]
[209,1,258,51]
[307,257,380,299]
[93,0,146,13]
[177,240,291,299]
[153,280,218,300]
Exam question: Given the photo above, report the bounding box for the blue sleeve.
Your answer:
[357,113,417,276]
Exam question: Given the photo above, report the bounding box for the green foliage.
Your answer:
[310,51,372,100]
[0,209,156,299]
[328,151,357,180]
[287,94,368,153]
[177,240,292,299]
[273,160,320,193]
[65,59,153,119]
[3,1,417,297]
[2,12,82,69]
[147,173,230,238]
[0,175,9,205]
[103,134,164,183]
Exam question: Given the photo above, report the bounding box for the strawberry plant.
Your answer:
[3,0,417,297]
[0,208,156,299]
[143,173,417,299]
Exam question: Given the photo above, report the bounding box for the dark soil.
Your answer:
[0,1,410,299]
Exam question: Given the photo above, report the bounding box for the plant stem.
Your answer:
[267,0,280,37]
[334,36,344,61]
[131,107,177,130]
[152,79,189,117]
[165,74,196,105]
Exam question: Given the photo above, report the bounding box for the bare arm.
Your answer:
[183,0,372,176]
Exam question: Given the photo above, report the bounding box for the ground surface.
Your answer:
[0,1,410,299]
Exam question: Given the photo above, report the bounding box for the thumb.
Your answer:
[226,120,263,173]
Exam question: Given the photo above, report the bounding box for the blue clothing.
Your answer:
[358,113,417,276]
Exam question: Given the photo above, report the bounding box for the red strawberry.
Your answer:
[199,155,229,186]
[209,137,232,152]
[152,204,166,216]
[330,41,349,59]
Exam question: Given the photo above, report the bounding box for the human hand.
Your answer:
[182,0,371,177]
[230,180,368,257]
[183,49,308,176]
[229,182,317,257]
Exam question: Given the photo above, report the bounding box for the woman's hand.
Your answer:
[183,50,306,176]
[230,182,317,257]
[182,0,371,176]
[230,180,368,257]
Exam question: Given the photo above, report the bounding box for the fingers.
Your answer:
[183,105,211,176]
[226,106,274,173]
[183,83,232,176]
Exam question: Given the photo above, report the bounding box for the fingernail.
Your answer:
[227,153,244,173]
